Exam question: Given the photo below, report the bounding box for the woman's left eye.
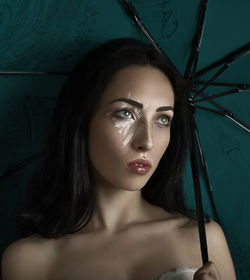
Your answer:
[156,115,171,127]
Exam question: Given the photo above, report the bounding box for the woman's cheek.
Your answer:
[152,125,171,155]
[113,119,139,149]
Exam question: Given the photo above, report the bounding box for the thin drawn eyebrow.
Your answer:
[108,98,174,112]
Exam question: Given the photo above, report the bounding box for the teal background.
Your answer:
[0,0,250,279]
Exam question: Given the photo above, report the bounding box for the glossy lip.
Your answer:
[127,159,152,175]
[127,158,152,168]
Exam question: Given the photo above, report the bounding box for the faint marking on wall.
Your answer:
[160,0,178,38]
[57,4,98,63]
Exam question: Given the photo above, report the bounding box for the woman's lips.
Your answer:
[127,159,152,175]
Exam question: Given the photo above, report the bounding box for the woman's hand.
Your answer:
[193,261,221,280]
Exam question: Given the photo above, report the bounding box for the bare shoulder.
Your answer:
[175,217,236,279]
[1,235,55,280]
[205,220,236,279]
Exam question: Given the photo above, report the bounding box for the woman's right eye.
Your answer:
[114,109,133,119]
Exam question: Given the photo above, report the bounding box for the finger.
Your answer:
[194,274,213,280]
[193,261,221,280]
[194,274,214,280]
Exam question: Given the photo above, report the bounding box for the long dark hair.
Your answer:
[17,37,192,239]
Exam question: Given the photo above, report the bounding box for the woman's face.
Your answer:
[88,65,175,191]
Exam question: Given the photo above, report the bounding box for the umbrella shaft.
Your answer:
[189,105,209,264]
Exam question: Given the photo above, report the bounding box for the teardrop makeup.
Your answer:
[105,97,143,149]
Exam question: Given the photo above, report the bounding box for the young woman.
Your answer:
[2,38,236,280]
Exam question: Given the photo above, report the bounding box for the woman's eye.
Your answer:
[156,115,171,127]
[114,109,133,119]
[114,110,171,126]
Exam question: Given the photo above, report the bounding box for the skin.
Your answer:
[1,66,236,280]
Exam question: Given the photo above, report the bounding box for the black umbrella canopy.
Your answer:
[0,0,249,278]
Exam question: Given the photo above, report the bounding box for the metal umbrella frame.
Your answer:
[120,0,250,265]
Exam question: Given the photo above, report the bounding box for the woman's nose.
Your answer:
[131,120,154,151]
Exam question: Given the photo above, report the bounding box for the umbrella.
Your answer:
[0,0,249,278]
[119,0,250,277]
[119,0,250,273]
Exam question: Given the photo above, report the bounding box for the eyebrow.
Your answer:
[108,98,174,112]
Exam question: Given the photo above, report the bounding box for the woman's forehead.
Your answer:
[100,65,175,107]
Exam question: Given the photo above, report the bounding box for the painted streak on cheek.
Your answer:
[105,108,143,149]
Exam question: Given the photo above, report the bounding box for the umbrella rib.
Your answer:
[0,71,69,76]
[119,0,184,80]
[193,104,225,116]
[184,0,209,80]
[225,113,250,133]
[121,0,164,54]
[195,42,250,78]
[195,81,250,88]
[0,154,42,180]
[193,120,221,224]
[192,43,250,99]
[193,58,250,101]
[193,86,250,103]
[193,100,250,133]
[193,63,232,98]
[192,88,227,111]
